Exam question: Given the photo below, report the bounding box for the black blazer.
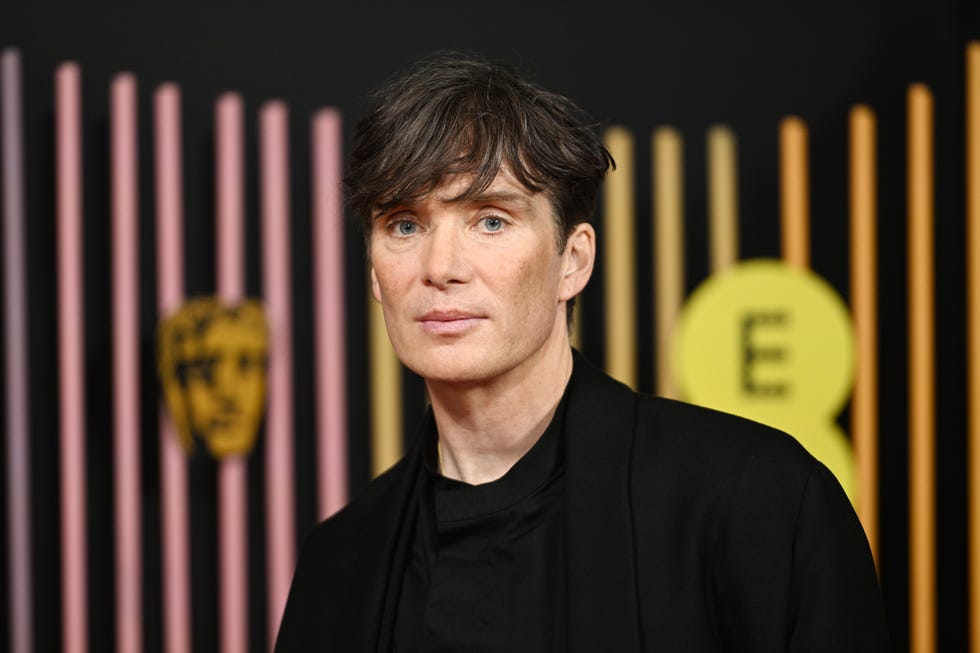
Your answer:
[276,352,890,652]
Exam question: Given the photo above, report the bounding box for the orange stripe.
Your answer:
[779,117,810,268]
[907,83,936,653]
[966,41,980,653]
[848,105,879,568]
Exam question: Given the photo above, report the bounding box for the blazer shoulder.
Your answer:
[276,452,421,651]
[631,395,819,497]
[302,453,415,548]
[638,395,815,465]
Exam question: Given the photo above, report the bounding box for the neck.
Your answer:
[427,336,573,485]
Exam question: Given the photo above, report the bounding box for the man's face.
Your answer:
[369,166,585,385]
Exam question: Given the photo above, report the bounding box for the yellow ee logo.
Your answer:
[674,259,856,503]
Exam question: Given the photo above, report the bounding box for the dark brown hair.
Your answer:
[345,52,614,248]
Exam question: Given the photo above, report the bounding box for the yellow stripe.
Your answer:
[603,127,637,389]
[908,83,936,653]
[848,105,879,568]
[707,125,739,272]
[368,277,403,477]
[570,295,583,350]
[779,117,810,268]
[966,41,980,653]
[653,127,683,399]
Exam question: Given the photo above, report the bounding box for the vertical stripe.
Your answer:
[154,83,192,653]
[848,105,880,566]
[56,61,88,653]
[570,296,583,351]
[779,117,810,268]
[602,127,637,389]
[259,100,296,643]
[110,72,142,653]
[216,94,245,298]
[968,41,980,653]
[311,108,348,517]
[707,125,739,272]
[214,92,248,653]
[369,282,403,477]
[1,48,31,653]
[653,127,683,399]
[907,83,936,653]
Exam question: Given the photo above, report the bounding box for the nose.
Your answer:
[210,354,239,401]
[421,224,469,289]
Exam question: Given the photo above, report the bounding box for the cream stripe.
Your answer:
[369,279,403,476]
[653,127,683,399]
[602,127,637,389]
[707,125,739,272]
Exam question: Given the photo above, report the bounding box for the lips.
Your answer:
[417,310,485,335]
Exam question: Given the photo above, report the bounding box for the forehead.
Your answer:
[372,164,545,218]
[430,167,536,207]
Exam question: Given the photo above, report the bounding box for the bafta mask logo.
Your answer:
[157,298,268,458]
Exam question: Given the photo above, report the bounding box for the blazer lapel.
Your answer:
[318,411,429,652]
[564,351,642,652]
[372,411,433,652]
[274,414,425,653]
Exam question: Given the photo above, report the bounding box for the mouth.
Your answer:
[417,310,485,336]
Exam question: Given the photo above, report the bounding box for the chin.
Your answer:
[398,344,507,386]
[406,359,491,386]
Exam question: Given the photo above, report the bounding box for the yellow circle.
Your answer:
[674,259,856,500]
[675,259,854,421]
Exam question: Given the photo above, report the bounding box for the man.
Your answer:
[276,53,890,651]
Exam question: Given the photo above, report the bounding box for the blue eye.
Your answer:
[481,216,504,232]
[395,221,417,236]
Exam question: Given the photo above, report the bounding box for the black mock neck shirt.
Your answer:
[393,391,569,652]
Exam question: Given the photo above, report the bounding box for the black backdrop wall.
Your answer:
[0,1,978,651]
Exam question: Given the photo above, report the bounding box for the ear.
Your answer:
[370,265,383,303]
[558,222,596,302]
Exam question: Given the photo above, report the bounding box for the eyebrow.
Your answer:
[440,189,533,209]
[370,188,534,221]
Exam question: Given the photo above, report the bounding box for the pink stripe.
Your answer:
[312,108,348,519]
[260,101,296,643]
[214,92,248,653]
[2,48,32,653]
[56,61,87,653]
[154,83,192,653]
[216,94,244,300]
[110,72,142,653]
[218,462,247,653]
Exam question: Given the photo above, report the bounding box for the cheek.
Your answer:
[373,260,412,300]
[507,256,562,315]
